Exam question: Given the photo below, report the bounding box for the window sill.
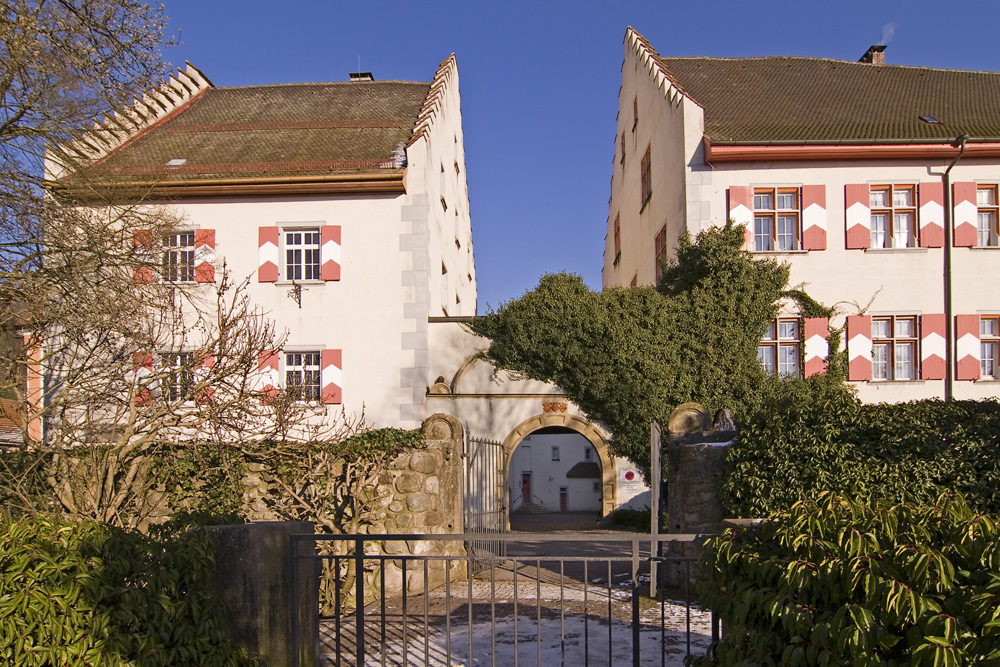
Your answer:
[970,246,1000,251]
[974,378,1000,384]
[868,380,925,384]
[864,248,927,254]
[275,280,324,286]
[753,250,807,255]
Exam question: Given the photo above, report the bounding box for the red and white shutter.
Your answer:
[321,349,343,404]
[258,228,279,282]
[195,350,216,404]
[956,314,981,380]
[918,183,944,248]
[320,225,341,281]
[133,351,154,406]
[803,317,829,377]
[847,315,872,381]
[920,313,946,380]
[258,349,280,399]
[133,229,154,283]
[194,229,216,283]
[845,184,871,249]
[953,182,978,247]
[801,185,827,251]
[728,186,754,251]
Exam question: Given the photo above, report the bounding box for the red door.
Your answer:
[522,473,531,503]
[560,488,568,512]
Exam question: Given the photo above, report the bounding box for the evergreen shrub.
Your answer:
[696,493,1000,666]
[0,515,256,667]
[723,391,1000,517]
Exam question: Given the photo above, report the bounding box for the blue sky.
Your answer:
[161,0,1000,313]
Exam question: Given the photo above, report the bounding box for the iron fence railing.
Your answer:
[291,532,719,667]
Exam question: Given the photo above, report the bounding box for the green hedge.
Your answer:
[0,515,256,667]
[723,383,1000,517]
[696,493,1000,666]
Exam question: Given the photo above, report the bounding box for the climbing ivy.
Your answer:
[471,221,825,471]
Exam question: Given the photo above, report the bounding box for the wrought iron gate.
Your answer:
[463,432,507,568]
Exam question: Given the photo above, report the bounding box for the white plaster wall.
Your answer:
[165,194,416,428]
[507,432,602,512]
[691,159,1000,402]
[604,41,692,289]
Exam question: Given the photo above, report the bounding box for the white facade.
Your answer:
[606,29,1000,403]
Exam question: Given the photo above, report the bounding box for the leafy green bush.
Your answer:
[723,393,1000,517]
[0,515,256,667]
[696,493,1000,666]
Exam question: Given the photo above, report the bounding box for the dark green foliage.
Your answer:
[723,394,1000,517]
[0,515,256,667]
[696,493,1000,666]
[471,222,792,470]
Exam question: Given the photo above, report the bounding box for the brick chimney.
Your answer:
[859,45,887,65]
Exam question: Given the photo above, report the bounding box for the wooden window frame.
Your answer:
[162,231,195,283]
[162,351,194,402]
[640,146,651,209]
[982,315,1000,379]
[752,187,801,251]
[654,225,667,281]
[632,96,638,131]
[283,227,321,281]
[871,315,919,381]
[612,214,621,266]
[758,318,801,377]
[977,185,999,247]
[869,184,917,249]
[285,351,321,402]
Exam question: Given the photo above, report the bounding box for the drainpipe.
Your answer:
[943,135,969,401]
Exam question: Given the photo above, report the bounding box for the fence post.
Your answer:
[355,536,365,666]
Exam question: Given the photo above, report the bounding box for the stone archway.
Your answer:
[501,413,616,520]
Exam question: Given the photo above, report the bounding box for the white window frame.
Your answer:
[981,315,1000,380]
[285,350,321,402]
[872,315,919,381]
[162,351,194,402]
[758,318,801,377]
[869,185,917,249]
[551,446,560,461]
[282,227,321,282]
[162,231,195,283]
[753,187,801,252]
[977,185,999,247]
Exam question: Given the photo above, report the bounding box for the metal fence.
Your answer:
[291,532,718,667]
[463,434,507,570]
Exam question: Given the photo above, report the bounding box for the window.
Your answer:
[162,232,195,282]
[977,186,999,247]
[551,446,560,461]
[753,188,800,251]
[613,214,621,266]
[632,96,638,130]
[872,316,918,381]
[870,185,917,248]
[630,274,637,287]
[620,132,625,166]
[654,226,668,281]
[982,316,1000,379]
[584,446,592,461]
[284,229,320,281]
[163,351,193,402]
[286,351,320,401]
[640,146,651,207]
[593,482,600,493]
[758,318,801,377]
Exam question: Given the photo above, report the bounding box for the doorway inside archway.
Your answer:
[508,426,603,531]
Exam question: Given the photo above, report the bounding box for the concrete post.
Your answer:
[208,522,318,667]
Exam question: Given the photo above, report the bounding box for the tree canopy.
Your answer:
[471,221,808,471]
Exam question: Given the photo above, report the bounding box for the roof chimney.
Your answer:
[859,44,887,65]
[349,72,374,82]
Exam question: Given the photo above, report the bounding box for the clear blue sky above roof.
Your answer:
[159,0,1000,314]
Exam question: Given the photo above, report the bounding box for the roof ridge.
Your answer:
[212,79,432,90]
[656,54,1000,75]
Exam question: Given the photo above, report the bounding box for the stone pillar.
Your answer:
[663,403,734,589]
[207,522,318,667]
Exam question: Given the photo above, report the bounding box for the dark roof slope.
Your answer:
[95,81,431,180]
[655,56,1000,143]
[566,461,602,479]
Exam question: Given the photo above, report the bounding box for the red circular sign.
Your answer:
[624,471,635,482]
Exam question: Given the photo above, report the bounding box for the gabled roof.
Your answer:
[627,27,1000,145]
[55,57,460,196]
